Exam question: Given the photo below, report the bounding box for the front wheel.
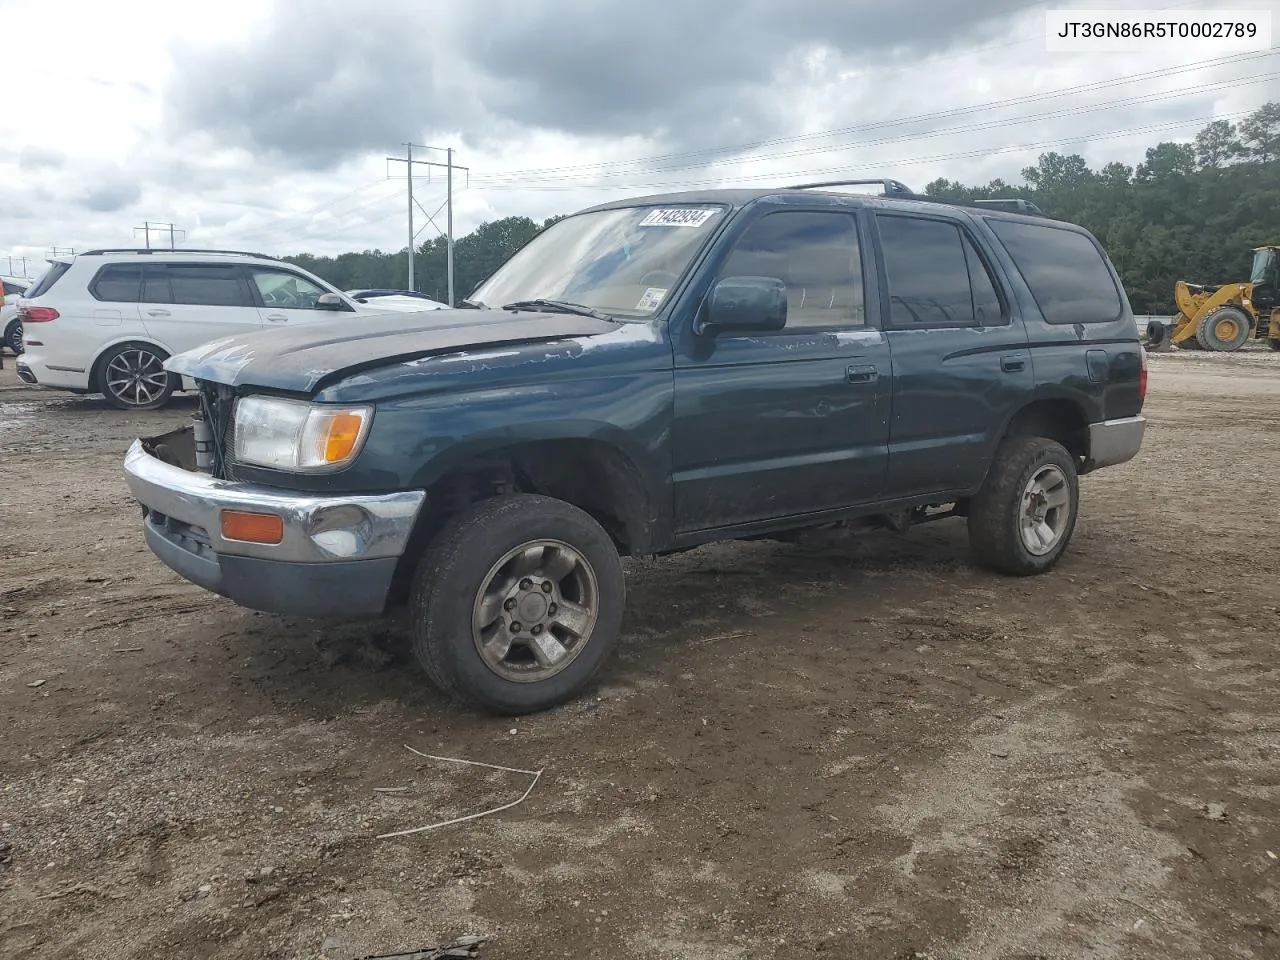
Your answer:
[96,343,176,411]
[409,494,625,715]
[1195,306,1251,352]
[968,437,1079,576]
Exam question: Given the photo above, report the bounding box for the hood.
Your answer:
[164,307,620,394]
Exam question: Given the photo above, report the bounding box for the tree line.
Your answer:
[284,102,1279,315]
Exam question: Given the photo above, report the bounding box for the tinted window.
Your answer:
[877,215,976,328]
[141,267,173,304]
[163,265,251,307]
[3,281,27,296]
[719,210,865,328]
[964,232,1005,326]
[26,261,72,299]
[91,264,143,302]
[986,219,1123,324]
[251,269,328,309]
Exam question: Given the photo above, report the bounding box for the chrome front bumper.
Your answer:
[122,438,426,616]
[1085,415,1146,471]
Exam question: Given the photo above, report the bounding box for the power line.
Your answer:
[473,110,1259,193]
[243,178,393,241]
[468,48,1277,184]
[475,71,1278,189]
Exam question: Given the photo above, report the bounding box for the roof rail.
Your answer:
[787,178,916,197]
[971,198,1045,215]
[79,247,283,261]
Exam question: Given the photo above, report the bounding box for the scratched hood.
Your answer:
[164,307,620,394]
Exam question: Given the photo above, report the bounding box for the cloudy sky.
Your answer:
[2,0,1276,276]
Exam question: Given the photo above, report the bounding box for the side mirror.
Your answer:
[699,276,787,333]
[316,292,347,311]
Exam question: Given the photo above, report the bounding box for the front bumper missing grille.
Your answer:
[123,426,426,616]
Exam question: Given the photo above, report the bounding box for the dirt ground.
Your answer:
[1,345,1277,960]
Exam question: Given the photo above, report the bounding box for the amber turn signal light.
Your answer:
[221,510,285,544]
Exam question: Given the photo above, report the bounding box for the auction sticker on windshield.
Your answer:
[639,208,718,227]
[636,287,667,311]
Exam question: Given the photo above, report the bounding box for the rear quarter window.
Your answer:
[25,262,72,299]
[986,218,1124,325]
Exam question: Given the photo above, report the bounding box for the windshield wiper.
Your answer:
[458,298,486,309]
[501,298,614,321]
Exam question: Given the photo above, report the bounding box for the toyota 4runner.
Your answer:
[122,179,1147,715]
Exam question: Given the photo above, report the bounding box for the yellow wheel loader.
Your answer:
[1168,245,1280,352]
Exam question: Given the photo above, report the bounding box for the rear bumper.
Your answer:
[13,352,90,391]
[1084,415,1146,471]
[123,435,426,616]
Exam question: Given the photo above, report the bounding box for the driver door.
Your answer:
[248,267,345,328]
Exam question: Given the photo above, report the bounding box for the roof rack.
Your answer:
[787,178,916,197]
[79,248,283,261]
[971,198,1045,215]
[782,179,1049,218]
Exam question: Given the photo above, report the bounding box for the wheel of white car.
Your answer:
[96,342,177,411]
[2,319,21,355]
[409,493,626,715]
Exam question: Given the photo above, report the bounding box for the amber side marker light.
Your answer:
[221,510,285,544]
[321,411,366,465]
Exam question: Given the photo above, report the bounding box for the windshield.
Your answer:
[468,204,727,318]
[1250,248,1275,285]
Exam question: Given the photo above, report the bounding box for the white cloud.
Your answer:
[0,0,1276,278]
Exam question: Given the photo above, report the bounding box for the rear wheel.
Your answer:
[968,437,1079,576]
[1195,306,1251,352]
[409,494,625,715]
[96,342,177,411]
[2,318,20,355]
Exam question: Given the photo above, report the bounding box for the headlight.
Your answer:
[233,396,373,472]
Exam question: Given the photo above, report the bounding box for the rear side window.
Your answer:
[25,262,71,299]
[91,264,143,302]
[876,214,1006,328]
[162,264,253,307]
[986,219,1123,324]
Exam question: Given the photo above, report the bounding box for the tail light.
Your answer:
[18,306,59,322]
[1138,345,1148,402]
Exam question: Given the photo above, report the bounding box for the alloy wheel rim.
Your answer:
[105,349,169,407]
[1019,464,1070,556]
[471,539,600,683]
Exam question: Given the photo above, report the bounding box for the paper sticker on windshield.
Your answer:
[639,208,717,228]
[636,287,667,311]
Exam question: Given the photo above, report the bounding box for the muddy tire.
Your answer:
[1195,306,1251,352]
[968,437,1079,576]
[409,493,625,715]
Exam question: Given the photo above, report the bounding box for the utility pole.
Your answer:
[385,143,468,303]
[5,256,30,276]
[133,221,185,250]
[447,148,454,308]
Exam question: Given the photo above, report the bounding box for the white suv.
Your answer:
[15,248,421,410]
[2,275,31,355]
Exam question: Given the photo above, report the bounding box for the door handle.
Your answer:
[1000,354,1025,372]
[146,309,170,317]
[266,313,288,323]
[846,363,878,383]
